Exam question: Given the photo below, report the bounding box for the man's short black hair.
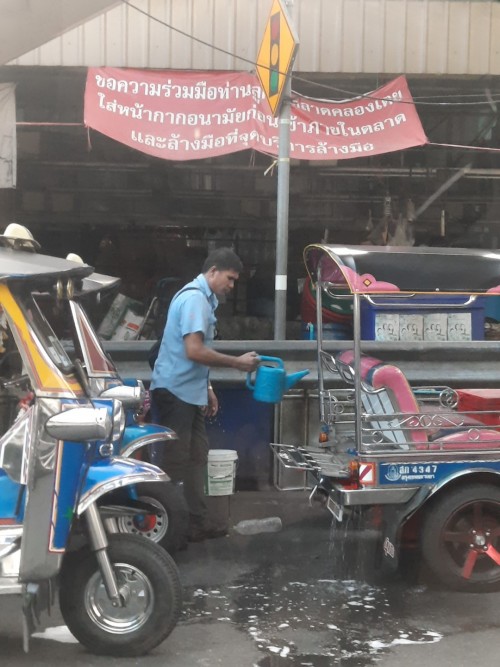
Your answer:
[202,247,243,274]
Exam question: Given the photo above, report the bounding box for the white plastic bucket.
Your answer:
[205,449,238,496]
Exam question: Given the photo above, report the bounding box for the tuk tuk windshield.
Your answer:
[15,288,73,374]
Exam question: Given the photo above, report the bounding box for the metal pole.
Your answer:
[315,266,326,425]
[352,293,363,452]
[273,0,294,341]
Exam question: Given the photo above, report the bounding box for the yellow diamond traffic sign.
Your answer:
[256,0,299,116]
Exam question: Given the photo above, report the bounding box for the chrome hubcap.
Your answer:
[85,563,154,634]
[116,496,169,543]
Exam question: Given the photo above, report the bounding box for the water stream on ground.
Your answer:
[183,558,441,666]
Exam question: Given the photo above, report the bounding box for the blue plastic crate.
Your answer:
[360,295,485,342]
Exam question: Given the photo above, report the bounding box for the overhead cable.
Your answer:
[121,0,500,108]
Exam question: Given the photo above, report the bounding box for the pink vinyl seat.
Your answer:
[335,350,500,451]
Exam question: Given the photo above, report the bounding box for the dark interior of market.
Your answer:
[1,66,500,339]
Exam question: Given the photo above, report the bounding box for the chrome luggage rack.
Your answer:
[321,388,355,427]
[270,443,351,478]
[319,351,356,427]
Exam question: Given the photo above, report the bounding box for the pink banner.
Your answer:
[84,68,428,161]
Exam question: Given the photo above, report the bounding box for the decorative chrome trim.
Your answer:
[319,350,339,375]
[120,432,176,458]
[427,467,500,496]
[439,388,459,409]
[359,450,500,462]
[363,294,477,309]
[270,443,351,478]
[332,484,419,506]
[78,469,169,515]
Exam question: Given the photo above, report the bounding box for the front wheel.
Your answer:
[59,534,182,656]
[421,483,500,592]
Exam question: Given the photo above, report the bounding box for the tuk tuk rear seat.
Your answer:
[335,350,500,451]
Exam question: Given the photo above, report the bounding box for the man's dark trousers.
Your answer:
[151,387,209,528]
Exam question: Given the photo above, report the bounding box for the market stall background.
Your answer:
[0,0,500,342]
[1,64,499,340]
[2,0,500,488]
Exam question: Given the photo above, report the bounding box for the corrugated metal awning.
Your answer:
[6,0,500,76]
[0,0,119,65]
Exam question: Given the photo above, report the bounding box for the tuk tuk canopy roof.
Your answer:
[304,244,500,295]
[0,248,94,284]
[81,272,120,295]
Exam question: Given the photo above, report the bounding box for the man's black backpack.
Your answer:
[148,286,204,371]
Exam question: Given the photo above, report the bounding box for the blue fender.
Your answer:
[78,457,169,515]
[0,471,24,521]
[119,422,177,458]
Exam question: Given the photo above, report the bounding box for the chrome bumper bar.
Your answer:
[325,484,419,522]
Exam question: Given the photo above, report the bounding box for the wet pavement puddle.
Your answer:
[182,566,442,666]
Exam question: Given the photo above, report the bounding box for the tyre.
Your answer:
[59,534,182,656]
[421,483,500,592]
[116,482,189,552]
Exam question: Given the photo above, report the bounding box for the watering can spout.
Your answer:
[284,369,310,391]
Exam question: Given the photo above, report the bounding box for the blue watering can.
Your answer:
[246,356,310,403]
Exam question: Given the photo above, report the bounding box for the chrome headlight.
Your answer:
[112,398,126,443]
[90,398,125,456]
[136,379,146,404]
[99,383,144,411]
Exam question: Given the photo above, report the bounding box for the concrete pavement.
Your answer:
[1,489,500,666]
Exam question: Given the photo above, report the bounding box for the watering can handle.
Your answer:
[246,371,255,391]
[257,356,284,368]
[246,354,260,391]
[246,355,283,391]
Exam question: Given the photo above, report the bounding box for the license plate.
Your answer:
[327,495,343,522]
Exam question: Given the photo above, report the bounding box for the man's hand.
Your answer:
[205,386,219,417]
[234,351,260,372]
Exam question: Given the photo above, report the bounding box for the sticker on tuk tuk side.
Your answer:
[380,460,500,485]
[399,314,423,342]
[359,462,375,485]
[423,313,447,341]
[375,314,399,341]
[447,313,472,341]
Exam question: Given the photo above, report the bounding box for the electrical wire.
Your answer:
[121,0,500,108]
[294,86,500,107]
[294,82,500,107]
[429,142,500,154]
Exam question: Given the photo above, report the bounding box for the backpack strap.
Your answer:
[148,286,210,370]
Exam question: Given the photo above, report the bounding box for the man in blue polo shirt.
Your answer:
[151,247,259,543]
